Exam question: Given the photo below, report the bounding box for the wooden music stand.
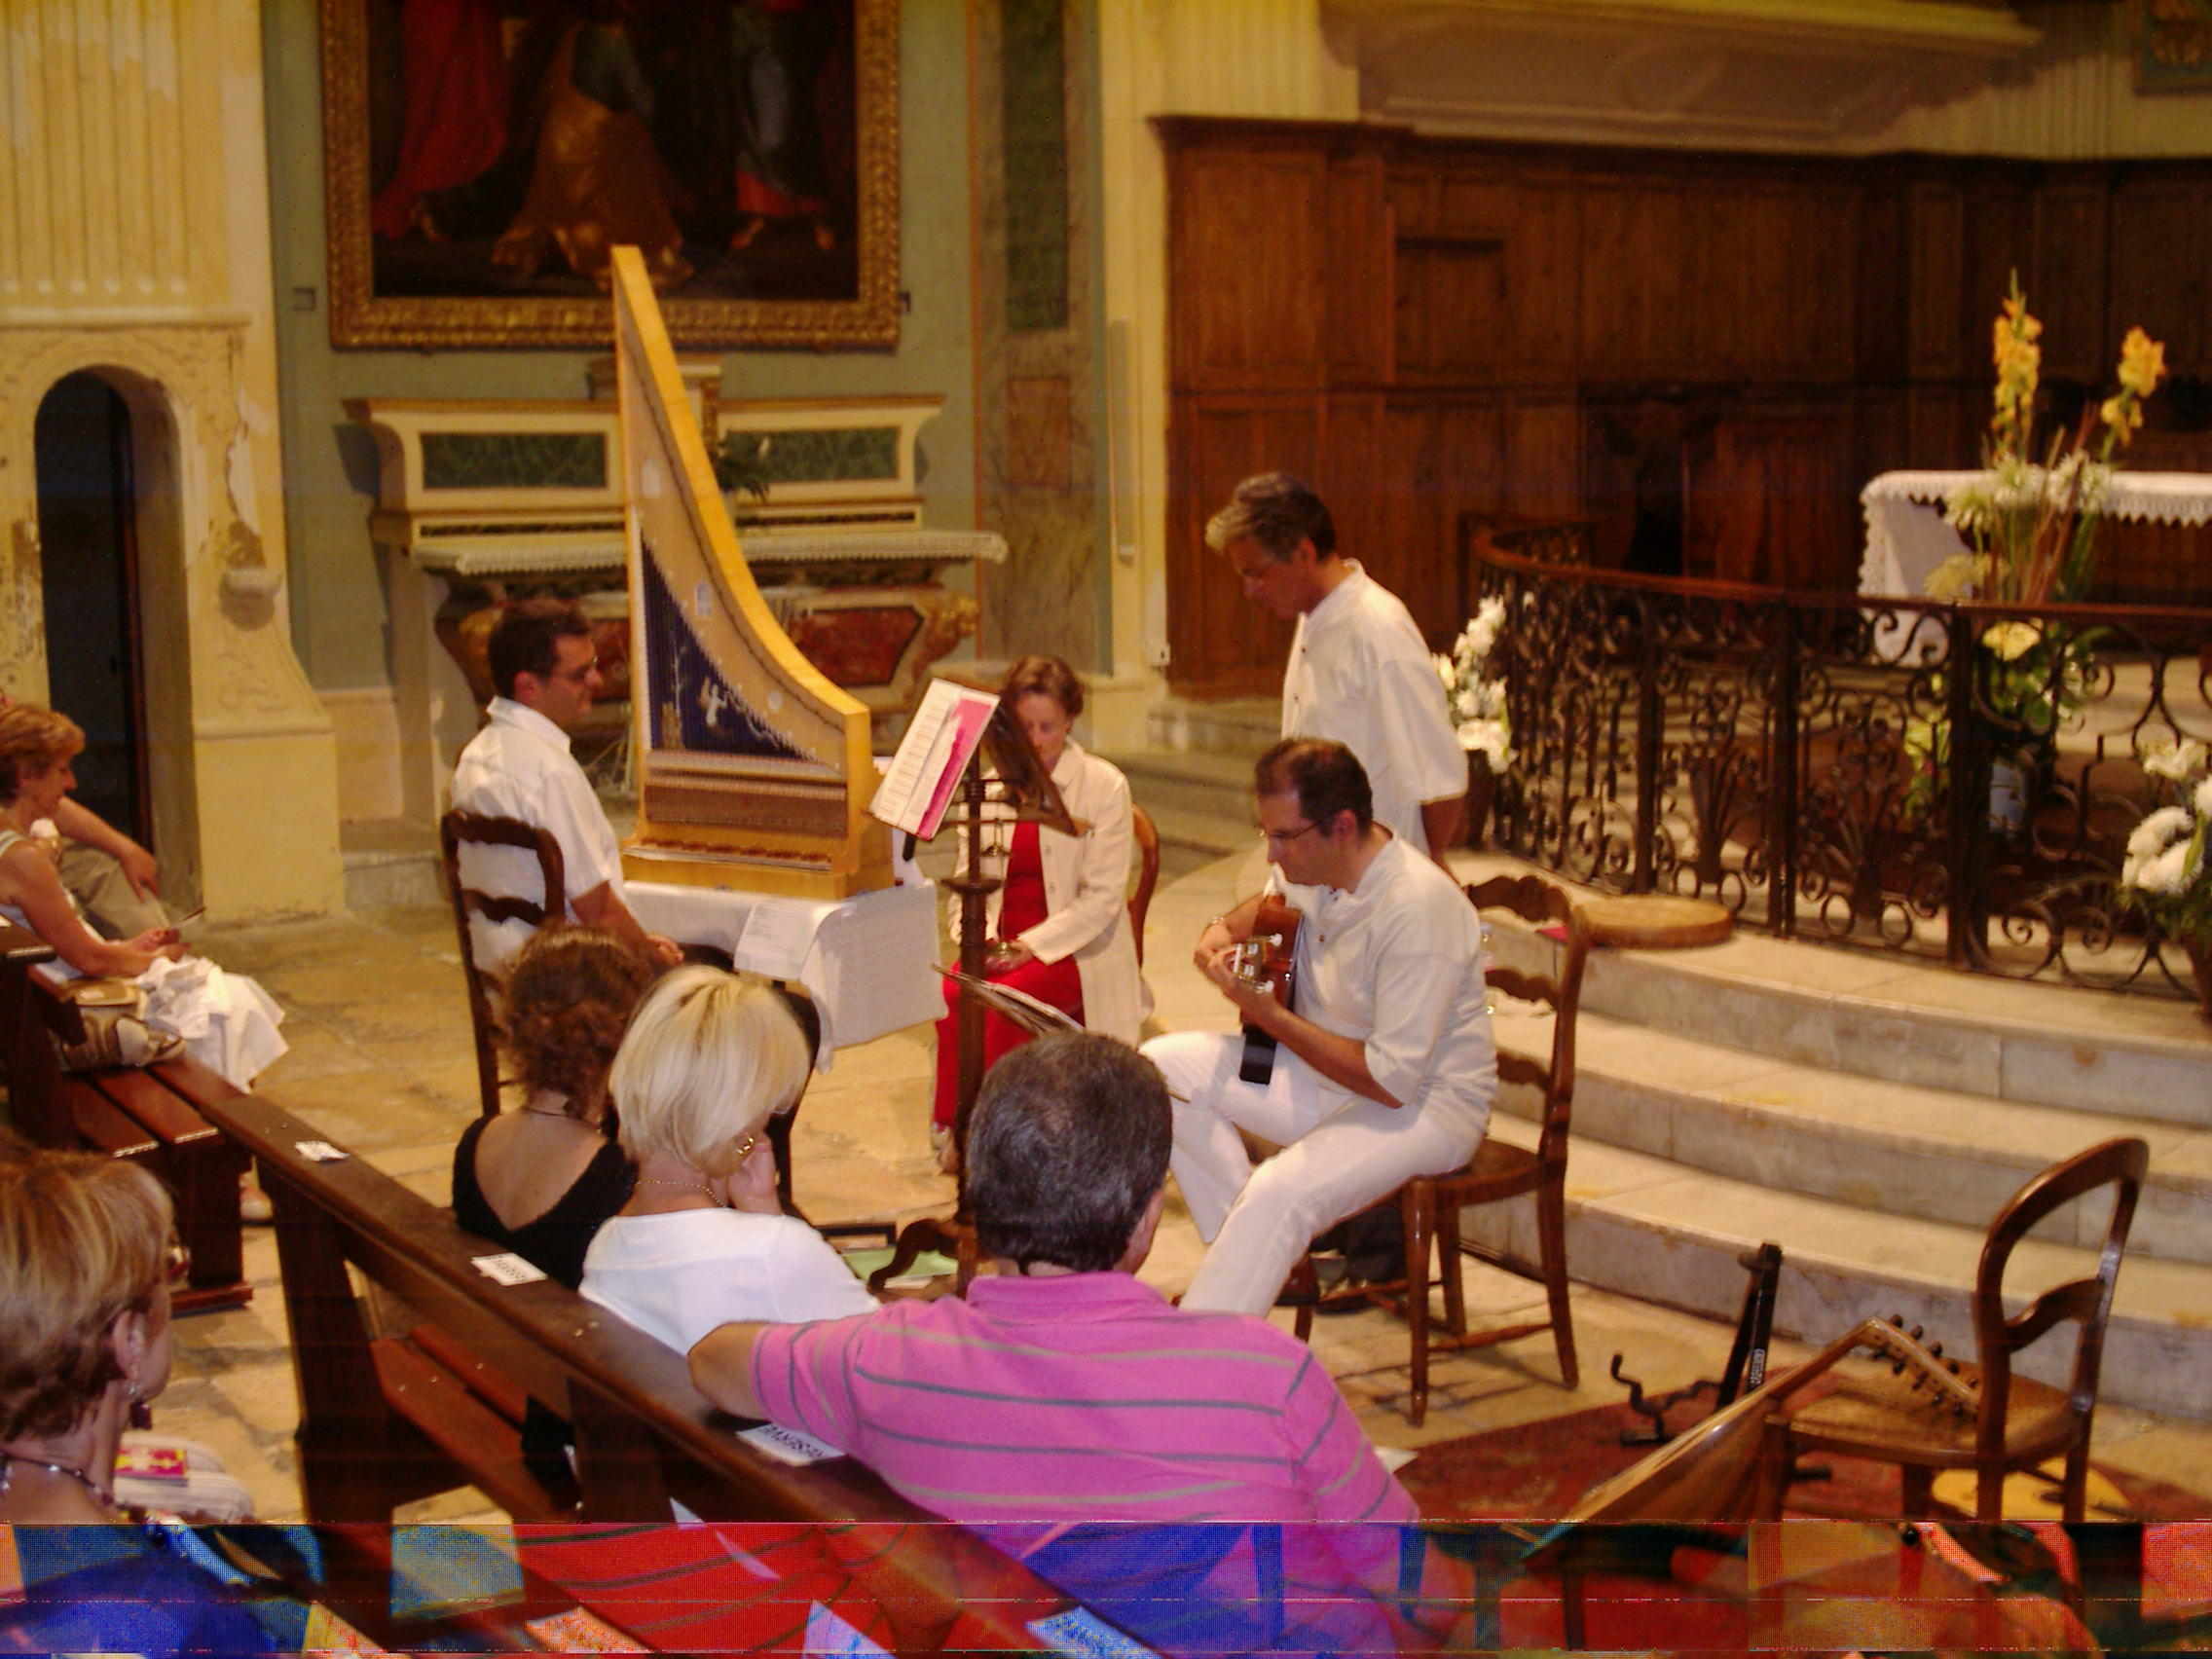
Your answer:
[868,696,1076,1294]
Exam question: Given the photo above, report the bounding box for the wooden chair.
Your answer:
[1128,803,1161,966]
[439,810,565,1120]
[1295,872,1590,1423]
[1761,1135,2149,1524]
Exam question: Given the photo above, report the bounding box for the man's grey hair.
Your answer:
[1203,471,1337,562]
[965,1033,1170,1273]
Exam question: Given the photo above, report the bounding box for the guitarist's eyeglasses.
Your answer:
[1261,819,1326,849]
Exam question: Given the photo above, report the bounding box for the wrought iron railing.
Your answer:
[1466,519,2212,997]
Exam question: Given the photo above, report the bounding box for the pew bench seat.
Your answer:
[190,1089,1129,1655]
[0,922,249,1311]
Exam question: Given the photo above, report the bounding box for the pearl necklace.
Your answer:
[0,1448,114,1511]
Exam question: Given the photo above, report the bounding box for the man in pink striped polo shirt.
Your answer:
[688,1032,1427,1655]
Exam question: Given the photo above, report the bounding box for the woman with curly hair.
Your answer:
[450,925,652,1288]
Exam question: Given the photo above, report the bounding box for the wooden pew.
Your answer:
[0,923,249,1311]
[190,1089,1130,1655]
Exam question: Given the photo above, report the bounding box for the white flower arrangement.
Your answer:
[1434,596,1512,770]
[2117,738,2211,948]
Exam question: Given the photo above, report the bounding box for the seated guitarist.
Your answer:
[1142,738,1495,1314]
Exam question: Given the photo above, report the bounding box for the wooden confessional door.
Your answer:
[34,372,150,843]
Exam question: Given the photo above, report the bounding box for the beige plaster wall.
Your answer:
[0,0,343,919]
[1873,1,2212,157]
[1091,0,1356,748]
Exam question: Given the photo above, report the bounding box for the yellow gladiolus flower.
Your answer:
[2118,327,2166,398]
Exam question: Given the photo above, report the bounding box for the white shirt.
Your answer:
[450,697,627,971]
[1278,833,1495,1135]
[1281,564,1467,856]
[579,1209,877,1354]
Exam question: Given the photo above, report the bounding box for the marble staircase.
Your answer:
[1472,895,2212,1419]
[1107,698,1278,860]
[1113,695,2212,1419]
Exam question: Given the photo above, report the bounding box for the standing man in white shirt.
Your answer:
[1208,472,1468,865]
[449,599,682,973]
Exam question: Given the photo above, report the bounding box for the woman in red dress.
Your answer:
[931,657,1146,1167]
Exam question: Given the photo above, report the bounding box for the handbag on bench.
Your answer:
[56,977,185,1071]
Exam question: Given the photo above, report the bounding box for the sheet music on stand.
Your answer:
[867,678,1080,840]
[938,964,1187,1100]
[868,680,999,841]
[935,965,1084,1040]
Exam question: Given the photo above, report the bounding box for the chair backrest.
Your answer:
[440,810,567,1119]
[1128,804,1161,967]
[1971,1135,2148,1466]
[1465,873,1590,1168]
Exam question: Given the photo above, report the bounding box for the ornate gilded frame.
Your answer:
[320,0,900,350]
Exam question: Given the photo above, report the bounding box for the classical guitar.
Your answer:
[1229,898,1302,1086]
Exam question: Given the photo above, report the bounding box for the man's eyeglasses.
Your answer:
[1261,819,1326,850]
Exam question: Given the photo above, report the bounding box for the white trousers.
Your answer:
[1143,1030,1485,1315]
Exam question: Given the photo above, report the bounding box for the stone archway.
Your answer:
[0,325,341,919]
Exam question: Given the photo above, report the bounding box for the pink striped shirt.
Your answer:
[748,1272,1414,1632]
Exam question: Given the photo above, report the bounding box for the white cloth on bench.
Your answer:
[4,890,287,1095]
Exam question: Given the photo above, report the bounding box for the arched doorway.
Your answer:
[33,371,148,841]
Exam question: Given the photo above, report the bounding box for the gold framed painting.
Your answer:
[322,0,900,350]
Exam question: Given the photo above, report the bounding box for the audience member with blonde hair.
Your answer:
[0,1145,176,1522]
[0,1144,274,1653]
[579,967,874,1350]
[0,702,286,1088]
[451,925,653,1289]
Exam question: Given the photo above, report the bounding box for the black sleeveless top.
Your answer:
[450,1115,635,1290]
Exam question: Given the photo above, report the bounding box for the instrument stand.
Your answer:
[868,761,995,1295]
[1611,1242,1784,1446]
[866,715,1073,1298]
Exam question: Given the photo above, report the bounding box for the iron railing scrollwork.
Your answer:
[1466,520,2212,999]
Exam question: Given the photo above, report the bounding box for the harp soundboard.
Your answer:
[610,247,892,900]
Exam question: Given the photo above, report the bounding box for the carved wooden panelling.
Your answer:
[1169,148,1328,391]
[1157,119,2212,691]
[2109,178,2210,371]
[1168,395,1318,694]
[1325,154,1393,386]
[1684,406,1853,589]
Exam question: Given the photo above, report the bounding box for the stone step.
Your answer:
[1456,1121,2212,1419]
[1136,803,1259,865]
[340,818,443,911]
[1476,884,2212,1127]
[1487,998,2212,1266]
[1144,696,1279,756]
[1110,749,1256,830]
